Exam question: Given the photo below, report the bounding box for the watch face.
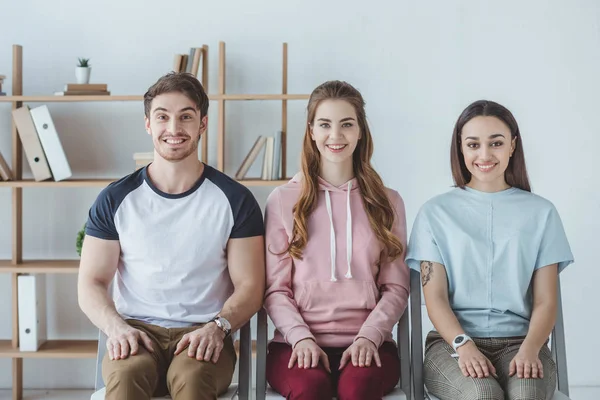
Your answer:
[220,317,231,331]
[455,336,464,344]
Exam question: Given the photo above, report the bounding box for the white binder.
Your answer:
[17,274,47,351]
[12,106,53,181]
[29,105,72,181]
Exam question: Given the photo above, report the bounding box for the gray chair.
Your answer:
[255,307,412,400]
[409,268,571,400]
[90,321,252,400]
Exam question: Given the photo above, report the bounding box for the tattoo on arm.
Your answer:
[421,261,433,287]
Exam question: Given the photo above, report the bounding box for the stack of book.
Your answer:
[10,105,72,181]
[0,74,6,95]
[54,83,110,96]
[235,131,282,181]
[133,152,153,170]
[173,47,204,77]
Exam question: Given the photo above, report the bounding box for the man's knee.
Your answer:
[168,358,234,399]
[103,353,158,394]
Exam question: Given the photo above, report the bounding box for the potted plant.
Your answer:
[75,58,91,84]
[76,223,86,256]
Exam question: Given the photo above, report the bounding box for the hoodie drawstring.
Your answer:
[324,181,353,282]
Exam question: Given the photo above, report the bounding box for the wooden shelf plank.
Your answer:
[0,179,116,188]
[0,94,309,102]
[215,94,309,101]
[238,179,289,187]
[0,340,97,359]
[0,95,142,102]
[0,178,289,188]
[0,260,79,274]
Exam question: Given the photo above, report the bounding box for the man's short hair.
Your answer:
[143,72,209,118]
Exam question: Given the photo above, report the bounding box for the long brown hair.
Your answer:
[286,80,403,261]
[450,100,531,192]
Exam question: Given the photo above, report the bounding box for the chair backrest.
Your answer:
[93,320,253,400]
[409,268,570,400]
[255,306,412,400]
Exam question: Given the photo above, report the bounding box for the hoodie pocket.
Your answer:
[296,280,378,321]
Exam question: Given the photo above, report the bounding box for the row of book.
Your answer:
[173,47,205,76]
[54,83,110,96]
[0,105,72,182]
[235,131,283,180]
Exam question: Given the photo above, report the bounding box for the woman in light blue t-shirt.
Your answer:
[406,100,573,400]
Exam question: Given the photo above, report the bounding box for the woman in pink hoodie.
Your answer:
[263,80,410,400]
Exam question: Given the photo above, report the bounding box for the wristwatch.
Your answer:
[452,333,472,352]
[211,316,231,337]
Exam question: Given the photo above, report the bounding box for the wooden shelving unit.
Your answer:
[0,42,308,400]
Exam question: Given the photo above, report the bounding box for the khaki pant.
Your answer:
[102,319,236,400]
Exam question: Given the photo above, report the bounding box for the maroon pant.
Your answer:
[266,341,400,400]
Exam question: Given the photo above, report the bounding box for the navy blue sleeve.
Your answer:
[230,190,265,239]
[205,166,265,239]
[85,169,145,240]
[86,187,119,240]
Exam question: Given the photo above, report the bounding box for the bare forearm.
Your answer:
[219,284,263,332]
[427,297,469,347]
[523,302,556,352]
[78,281,127,336]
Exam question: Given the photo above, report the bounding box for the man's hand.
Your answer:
[106,324,154,361]
[174,322,226,363]
[288,338,331,373]
[339,337,381,369]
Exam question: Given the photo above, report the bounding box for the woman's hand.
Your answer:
[509,345,543,379]
[288,338,331,372]
[456,342,497,378]
[339,337,381,369]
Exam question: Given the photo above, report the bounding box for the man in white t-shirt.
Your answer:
[78,72,265,400]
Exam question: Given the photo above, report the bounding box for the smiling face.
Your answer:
[460,116,516,191]
[144,92,207,162]
[310,99,361,169]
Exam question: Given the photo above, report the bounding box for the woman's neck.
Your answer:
[466,177,510,193]
[319,158,354,187]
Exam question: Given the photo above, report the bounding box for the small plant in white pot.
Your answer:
[75,58,91,84]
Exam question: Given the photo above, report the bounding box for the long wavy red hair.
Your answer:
[286,80,403,262]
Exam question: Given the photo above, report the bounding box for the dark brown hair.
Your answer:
[143,72,209,118]
[450,100,531,192]
[286,80,403,261]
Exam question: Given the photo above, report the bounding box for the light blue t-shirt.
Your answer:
[406,186,574,338]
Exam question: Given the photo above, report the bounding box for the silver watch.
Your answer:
[452,333,472,352]
[211,316,231,337]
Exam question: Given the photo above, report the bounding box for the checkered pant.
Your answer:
[424,331,556,400]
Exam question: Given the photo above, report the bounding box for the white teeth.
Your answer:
[477,164,495,170]
[327,144,346,150]
[165,139,184,144]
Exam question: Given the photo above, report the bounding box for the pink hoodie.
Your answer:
[263,173,410,349]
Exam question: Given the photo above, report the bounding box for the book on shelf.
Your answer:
[173,47,204,78]
[235,131,283,181]
[0,148,13,181]
[133,151,153,170]
[17,274,48,352]
[54,83,110,96]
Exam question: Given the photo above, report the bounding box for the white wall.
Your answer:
[0,0,597,389]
